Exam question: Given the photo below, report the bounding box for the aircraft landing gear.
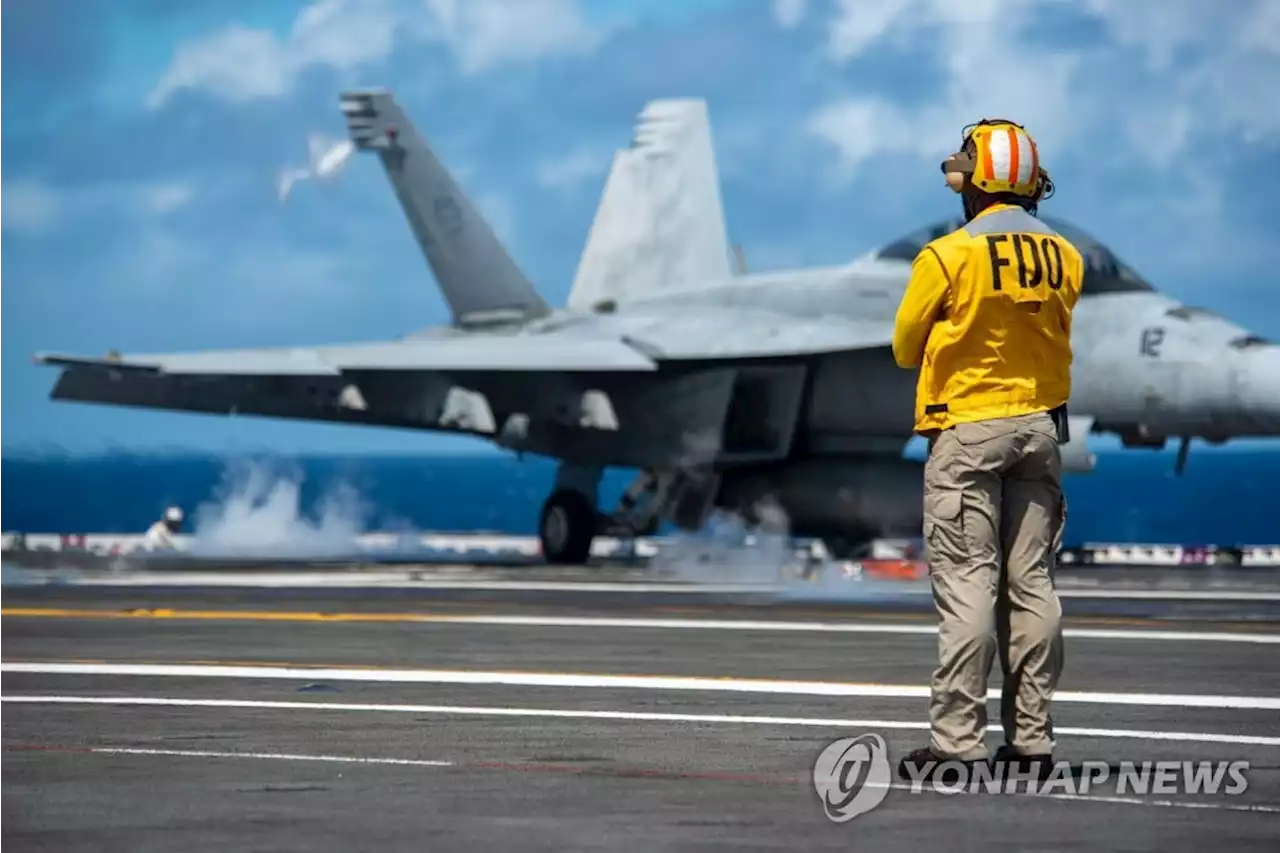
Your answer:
[539,489,597,565]
[536,463,718,565]
[538,464,602,565]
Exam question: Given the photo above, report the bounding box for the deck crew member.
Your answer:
[142,506,184,551]
[890,118,1084,778]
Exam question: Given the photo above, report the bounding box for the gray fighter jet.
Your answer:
[34,91,1280,563]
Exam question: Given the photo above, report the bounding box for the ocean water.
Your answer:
[2,448,1278,546]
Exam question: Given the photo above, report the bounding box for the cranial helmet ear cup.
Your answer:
[941,152,973,194]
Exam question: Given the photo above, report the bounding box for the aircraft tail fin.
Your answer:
[567,99,732,312]
[340,90,550,327]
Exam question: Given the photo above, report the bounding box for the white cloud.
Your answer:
[806,0,1280,184]
[144,182,197,216]
[535,147,610,190]
[424,0,603,75]
[148,0,401,109]
[2,179,195,234]
[3,181,63,233]
[825,0,914,62]
[794,0,1280,307]
[123,182,193,225]
[148,26,296,107]
[1081,0,1215,71]
[808,0,1078,181]
[772,0,807,29]
[1081,0,1280,145]
[1241,0,1280,56]
[147,0,606,109]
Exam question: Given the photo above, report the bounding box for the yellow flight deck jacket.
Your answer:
[891,203,1085,435]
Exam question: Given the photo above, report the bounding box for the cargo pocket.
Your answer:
[923,488,967,570]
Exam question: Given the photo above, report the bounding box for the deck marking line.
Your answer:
[4,661,1278,711]
[3,608,1278,644]
[6,741,1279,814]
[64,746,452,767]
[7,576,1280,601]
[4,695,1280,747]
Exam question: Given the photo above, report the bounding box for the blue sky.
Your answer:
[4,0,1279,456]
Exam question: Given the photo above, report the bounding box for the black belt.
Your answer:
[924,403,1070,442]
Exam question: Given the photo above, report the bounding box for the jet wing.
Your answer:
[33,312,892,448]
[36,349,339,376]
[622,310,893,359]
[35,309,890,379]
[35,335,657,376]
[33,333,660,439]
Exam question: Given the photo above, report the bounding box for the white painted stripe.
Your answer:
[87,747,452,767]
[872,779,1280,813]
[33,572,1280,601]
[1020,792,1280,814]
[987,126,1013,183]
[5,662,1277,710]
[381,614,1280,645]
[37,574,774,592]
[1057,589,1280,602]
[1015,128,1035,185]
[17,735,1280,815]
[5,695,1279,747]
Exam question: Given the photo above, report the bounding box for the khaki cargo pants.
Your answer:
[923,410,1067,760]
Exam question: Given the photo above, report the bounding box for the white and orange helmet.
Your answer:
[941,118,1054,203]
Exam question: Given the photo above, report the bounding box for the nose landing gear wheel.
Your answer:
[539,489,596,565]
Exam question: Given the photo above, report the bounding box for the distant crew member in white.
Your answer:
[142,506,184,551]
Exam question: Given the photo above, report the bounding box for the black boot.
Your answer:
[896,747,980,783]
[991,744,1054,781]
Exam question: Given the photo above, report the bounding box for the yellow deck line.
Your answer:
[3,606,1277,638]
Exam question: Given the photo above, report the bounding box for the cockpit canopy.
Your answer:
[1163,306,1273,349]
[872,216,1156,296]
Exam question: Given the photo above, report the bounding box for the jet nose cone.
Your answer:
[1235,344,1280,434]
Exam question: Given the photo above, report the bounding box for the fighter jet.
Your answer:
[34,90,1280,563]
